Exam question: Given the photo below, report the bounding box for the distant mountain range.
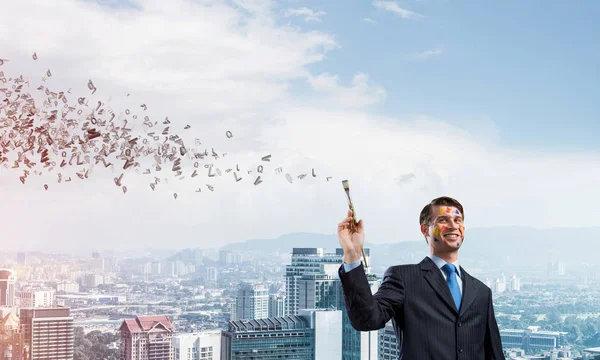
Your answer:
[218,226,600,271]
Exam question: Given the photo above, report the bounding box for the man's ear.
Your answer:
[420,223,429,236]
[420,224,430,244]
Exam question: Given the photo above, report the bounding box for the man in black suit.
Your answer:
[337,196,504,359]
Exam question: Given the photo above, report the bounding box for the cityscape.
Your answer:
[2,233,600,360]
[2,0,600,359]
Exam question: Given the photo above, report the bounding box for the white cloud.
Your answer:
[362,18,377,24]
[306,73,387,107]
[284,7,326,22]
[0,0,599,253]
[406,48,443,60]
[372,0,423,19]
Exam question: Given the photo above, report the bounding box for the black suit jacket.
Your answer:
[338,256,505,360]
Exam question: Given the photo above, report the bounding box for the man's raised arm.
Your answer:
[337,210,405,331]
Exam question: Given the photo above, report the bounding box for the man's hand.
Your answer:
[337,209,365,264]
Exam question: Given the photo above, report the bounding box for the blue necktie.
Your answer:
[442,263,462,310]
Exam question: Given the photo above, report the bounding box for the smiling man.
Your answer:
[337,196,505,359]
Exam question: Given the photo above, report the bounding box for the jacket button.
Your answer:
[457,322,462,327]
[459,348,463,353]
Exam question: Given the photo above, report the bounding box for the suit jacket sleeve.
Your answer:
[484,289,505,359]
[338,263,404,331]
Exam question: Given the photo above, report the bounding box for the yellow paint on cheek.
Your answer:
[433,227,441,238]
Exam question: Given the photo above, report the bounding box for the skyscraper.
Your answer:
[298,309,343,359]
[285,248,362,316]
[297,273,341,310]
[0,270,16,308]
[119,315,175,360]
[234,282,269,320]
[341,273,380,360]
[284,247,377,360]
[19,307,74,360]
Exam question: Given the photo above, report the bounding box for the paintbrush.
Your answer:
[341,179,369,268]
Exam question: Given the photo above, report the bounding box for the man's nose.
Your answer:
[448,221,459,229]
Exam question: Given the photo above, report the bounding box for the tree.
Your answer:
[546,309,562,326]
[74,349,88,360]
[584,332,600,347]
[73,327,119,360]
[519,314,537,325]
[563,324,582,344]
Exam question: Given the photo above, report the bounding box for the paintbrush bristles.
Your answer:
[341,180,357,223]
[342,180,350,190]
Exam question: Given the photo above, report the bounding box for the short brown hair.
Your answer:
[419,196,464,226]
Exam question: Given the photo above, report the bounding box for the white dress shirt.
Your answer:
[427,254,463,294]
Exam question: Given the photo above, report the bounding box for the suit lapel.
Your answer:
[421,258,458,315]
[458,266,478,317]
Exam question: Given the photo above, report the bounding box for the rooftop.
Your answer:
[120,315,175,334]
[229,316,309,332]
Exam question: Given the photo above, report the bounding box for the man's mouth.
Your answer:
[444,233,461,240]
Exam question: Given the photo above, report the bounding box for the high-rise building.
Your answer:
[547,261,566,277]
[494,276,506,293]
[18,288,55,308]
[151,262,162,277]
[55,281,79,294]
[233,254,243,264]
[268,294,285,318]
[509,274,521,291]
[162,261,175,278]
[341,273,380,360]
[119,315,175,360]
[82,274,103,288]
[285,247,377,360]
[285,248,370,316]
[222,315,314,360]
[0,270,16,307]
[19,307,74,360]
[379,321,399,360]
[104,256,120,273]
[171,248,203,266]
[297,274,341,311]
[219,251,233,265]
[206,267,218,283]
[0,307,24,360]
[90,252,104,273]
[234,283,269,320]
[172,330,221,360]
[299,309,342,359]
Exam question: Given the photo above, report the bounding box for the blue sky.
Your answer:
[2,0,600,251]
[282,0,600,151]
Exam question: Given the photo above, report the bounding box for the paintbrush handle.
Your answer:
[348,203,357,223]
[347,199,368,268]
[361,247,369,268]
